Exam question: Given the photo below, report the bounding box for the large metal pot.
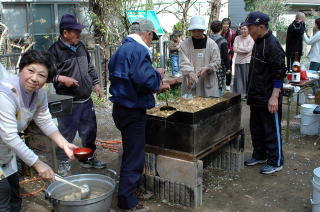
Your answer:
[45,170,116,212]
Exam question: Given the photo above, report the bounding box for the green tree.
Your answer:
[243,0,290,31]
[244,0,256,11]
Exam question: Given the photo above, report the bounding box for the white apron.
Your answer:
[182,49,219,97]
[0,83,34,179]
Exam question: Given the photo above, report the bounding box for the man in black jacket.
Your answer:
[48,14,106,176]
[242,12,287,174]
[285,12,306,70]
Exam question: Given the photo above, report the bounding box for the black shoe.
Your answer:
[80,156,107,169]
[260,164,283,174]
[244,157,267,166]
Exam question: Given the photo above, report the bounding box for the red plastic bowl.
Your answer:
[73,148,93,161]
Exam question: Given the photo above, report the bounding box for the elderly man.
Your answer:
[243,12,287,174]
[108,18,170,212]
[180,16,221,98]
[285,12,306,70]
[48,14,106,176]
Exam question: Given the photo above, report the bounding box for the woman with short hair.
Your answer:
[233,24,254,98]
[0,50,76,211]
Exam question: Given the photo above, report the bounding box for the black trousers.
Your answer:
[0,172,21,212]
[226,60,233,86]
[112,104,147,210]
[56,99,97,161]
[250,106,284,167]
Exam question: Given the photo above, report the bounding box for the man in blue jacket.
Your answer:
[109,18,170,212]
[242,12,287,174]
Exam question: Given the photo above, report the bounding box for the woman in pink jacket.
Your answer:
[233,24,254,99]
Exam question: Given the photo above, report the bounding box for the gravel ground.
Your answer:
[21,97,320,212]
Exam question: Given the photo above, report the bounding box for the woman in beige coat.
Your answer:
[180,16,221,98]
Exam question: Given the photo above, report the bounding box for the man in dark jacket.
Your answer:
[48,14,106,176]
[285,12,306,70]
[109,18,170,212]
[243,12,287,174]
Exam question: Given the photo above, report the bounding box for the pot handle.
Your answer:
[106,168,117,179]
[43,189,54,203]
[44,189,60,204]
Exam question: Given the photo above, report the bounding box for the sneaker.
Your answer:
[58,161,71,177]
[118,203,150,212]
[260,164,283,174]
[244,157,267,166]
[226,86,231,91]
[172,73,181,78]
[80,156,107,169]
[136,190,153,200]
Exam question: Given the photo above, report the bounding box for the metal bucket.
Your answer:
[45,169,116,212]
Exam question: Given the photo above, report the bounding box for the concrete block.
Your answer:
[169,181,174,202]
[145,174,154,192]
[179,183,186,206]
[203,134,245,172]
[164,179,169,200]
[155,176,160,198]
[185,185,191,208]
[143,174,202,209]
[190,183,202,209]
[160,178,165,199]
[144,153,156,175]
[156,155,203,186]
[174,182,180,204]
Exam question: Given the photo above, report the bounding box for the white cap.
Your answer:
[188,16,207,31]
[292,61,300,66]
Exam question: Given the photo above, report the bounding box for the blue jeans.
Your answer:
[170,54,179,76]
[56,98,97,161]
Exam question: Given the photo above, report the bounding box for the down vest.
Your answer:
[48,40,99,101]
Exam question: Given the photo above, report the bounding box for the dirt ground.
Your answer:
[21,97,320,212]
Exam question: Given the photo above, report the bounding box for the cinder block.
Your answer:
[145,174,154,192]
[156,155,203,186]
[164,179,169,200]
[142,174,202,209]
[155,176,160,198]
[174,182,180,204]
[179,183,186,206]
[160,178,165,199]
[169,181,174,202]
[144,153,156,175]
[203,134,245,172]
